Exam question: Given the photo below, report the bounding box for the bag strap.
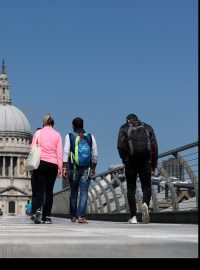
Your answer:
[83,132,92,147]
[35,130,40,147]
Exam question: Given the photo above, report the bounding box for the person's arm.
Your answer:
[117,126,128,163]
[91,134,98,177]
[56,133,63,177]
[150,127,158,174]
[63,134,70,178]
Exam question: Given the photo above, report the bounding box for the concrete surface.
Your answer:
[0,216,198,258]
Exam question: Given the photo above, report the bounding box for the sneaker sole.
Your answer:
[42,221,52,224]
[78,222,88,224]
[78,221,88,224]
[128,220,137,224]
[141,205,150,224]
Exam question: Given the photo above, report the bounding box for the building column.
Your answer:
[10,156,13,177]
[2,157,5,177]
[17,157,19,177]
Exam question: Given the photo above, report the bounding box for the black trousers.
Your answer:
[125,159,151,218]
[32,160,58,217]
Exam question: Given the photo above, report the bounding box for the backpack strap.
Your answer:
[127,125,135,155]
[69,133,76,167]
[141,123,150,139]
[141,123,152,152]
[69,133,75,153]
[83,132,92,148]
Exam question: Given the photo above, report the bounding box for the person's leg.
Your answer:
[138,162,152,207]
[42,162,58,218]
[125,161,138,218]
[77,168,91,219]
[138,162,151,223]
[69,170,79,219]
[42,192,46,209]
[30,173,36,215]
[32,163,46,214]
[28,208,32,216]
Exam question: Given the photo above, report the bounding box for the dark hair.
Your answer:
[72,117,83,129]
[126,114,138,123]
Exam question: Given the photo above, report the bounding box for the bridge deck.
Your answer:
[0,216,198,258]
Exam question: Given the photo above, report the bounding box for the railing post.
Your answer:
[151,185,159,212]
[88,187,99,213]
[113,174,129,213]
[170,183,179,211]
[194,181,198,209]
[165,183,169,199]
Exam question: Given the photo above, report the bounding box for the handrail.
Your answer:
[92,141,198,180]
[158,141,198,158]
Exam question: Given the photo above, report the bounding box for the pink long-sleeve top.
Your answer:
[31,126,63,173]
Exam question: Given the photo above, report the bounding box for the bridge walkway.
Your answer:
[0,216,198,258]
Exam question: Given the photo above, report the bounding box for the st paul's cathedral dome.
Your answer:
[0,60,32,216]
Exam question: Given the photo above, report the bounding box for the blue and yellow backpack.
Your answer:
[69,132,92,167]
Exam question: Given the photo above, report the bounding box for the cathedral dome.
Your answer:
[0,104,31,134]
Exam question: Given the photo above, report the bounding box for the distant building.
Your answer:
[162,158,184,181]
[0,60,32,216]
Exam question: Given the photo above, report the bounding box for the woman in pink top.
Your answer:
[31,114,63,224]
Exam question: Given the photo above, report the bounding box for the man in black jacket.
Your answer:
[117,114,158,224]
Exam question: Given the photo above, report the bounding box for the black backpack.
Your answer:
[127,123,151,160]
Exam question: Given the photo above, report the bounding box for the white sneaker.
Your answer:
[128,216,137,224]
[141,203,150,223]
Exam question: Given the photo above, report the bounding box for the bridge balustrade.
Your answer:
[52,142,198,216]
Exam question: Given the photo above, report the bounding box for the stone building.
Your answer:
[0,60,32,216]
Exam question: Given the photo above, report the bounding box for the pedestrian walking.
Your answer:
[63,117,98,223]
[31,114,63,224]
[117,113,158,224]
[25,200,32,216]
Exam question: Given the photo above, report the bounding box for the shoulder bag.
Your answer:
[25,130,41,172]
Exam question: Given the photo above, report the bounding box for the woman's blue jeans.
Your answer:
[69,167,91,219]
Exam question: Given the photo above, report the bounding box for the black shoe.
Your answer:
[34,209,42,224]
[42,216,52,224]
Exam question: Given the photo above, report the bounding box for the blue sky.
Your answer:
[0,0,198,191]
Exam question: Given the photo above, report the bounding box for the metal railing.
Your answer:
[52,142,198,215]
[86,142,198,214]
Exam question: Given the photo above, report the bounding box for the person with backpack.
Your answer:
[62,117,98,224]
[117,114,158,224]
